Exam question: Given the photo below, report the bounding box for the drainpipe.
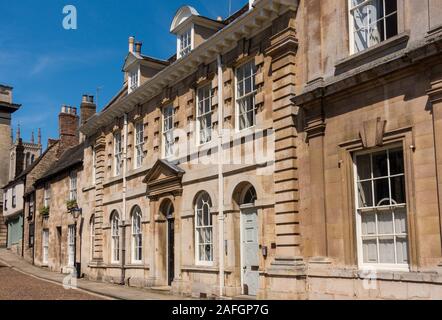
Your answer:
[120,113,128,285]
[217,54,225,298]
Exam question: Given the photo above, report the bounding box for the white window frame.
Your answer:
[111,212,120,263]
[134,122,144,169]
[3,190,7,211]
[114,132,122,176]
[196,85,213,145]
[353,144,409,272]
[162,105,174,159]
[29,193,34,218]
[195,193,213,266]
[235,60,257,132]
[68,225,76,267]
[177,26,193,59]
[42,229,49,265]
[348,0,399,54]
[131,208,142,263]
[129,67,140,93]
[11,186,16,207]
[69,171,77,201]
[44,183,51,208]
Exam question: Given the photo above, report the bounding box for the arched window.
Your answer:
[90,215,95,259]
[111,211,120,263]
[242,185,257,206]
[195,192,213,264]
[131,206,142,263]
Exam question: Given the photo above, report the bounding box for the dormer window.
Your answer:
[178,27,192,58]
[129,68,139,93]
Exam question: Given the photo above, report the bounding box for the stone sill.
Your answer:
[307,266,442,284]
[181,265,233,274]
[82,185,96,192]
[335,32,410,75]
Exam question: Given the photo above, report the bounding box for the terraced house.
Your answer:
[30,0,442,299]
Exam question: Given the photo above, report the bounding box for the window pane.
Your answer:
[385,14,398,39]
[362,238,378,263]
[357,181,373,207]
[389,148,404,175]
[394,208,407,234]
[356,154,371,180]
[385,0,397,16]
[396,236,408,264]
[390,175,406,204]
[379,237,395,263]
[361,212,376,235]
[374,178,390,206]
[372,150,388,177]
[377,211,393,234]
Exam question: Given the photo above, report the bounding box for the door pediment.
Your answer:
[143,159,185,199]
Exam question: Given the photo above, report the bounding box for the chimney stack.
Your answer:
[129,36,135,53]
[59,105,79,153]
[80,94,97,125]
[135,41,142,54]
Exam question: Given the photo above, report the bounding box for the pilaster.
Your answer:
[266,10,304,271]
[427,78,442,265]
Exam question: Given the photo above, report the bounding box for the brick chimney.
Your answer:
[80,95,96,125]
[15,138,25,178]
[59,105,79,153]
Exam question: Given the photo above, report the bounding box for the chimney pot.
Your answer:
[88,95,94,103]
[82,95,88,103]
[217,16,223,21]
[135,42,142,54]
[129,36,135,53]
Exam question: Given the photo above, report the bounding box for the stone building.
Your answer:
[32,97,96,273]
[2,128,42,255]
[30,0,442,299]
[77,0,302,298]
[0,85,22,248]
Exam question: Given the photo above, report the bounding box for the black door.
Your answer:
[167,218,175,286]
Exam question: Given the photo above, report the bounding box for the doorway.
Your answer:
[160,199,175,286]
[241,207,259,296]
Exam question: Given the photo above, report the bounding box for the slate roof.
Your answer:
[36,142,85,184]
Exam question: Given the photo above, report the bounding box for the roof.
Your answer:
[80,0,296,136]
[36,142,85,184]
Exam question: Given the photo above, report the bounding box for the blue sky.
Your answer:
[0,0,247,148]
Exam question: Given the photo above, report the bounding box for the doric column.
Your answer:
[427,78,442,260]
[266,10,302,267]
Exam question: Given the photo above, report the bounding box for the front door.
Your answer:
[241,208,259,296]
[167,218,175,286]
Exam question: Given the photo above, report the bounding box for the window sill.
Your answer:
[181,265,232,273]
[335,32,410,75]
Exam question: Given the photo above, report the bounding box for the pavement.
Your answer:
[0,248,189,300]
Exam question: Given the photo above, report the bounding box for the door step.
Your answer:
[234,295,257,300]
[151,286,172,292]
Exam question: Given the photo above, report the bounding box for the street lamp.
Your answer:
[69,206,82,278]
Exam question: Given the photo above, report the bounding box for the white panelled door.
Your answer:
[241,208,259,296]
